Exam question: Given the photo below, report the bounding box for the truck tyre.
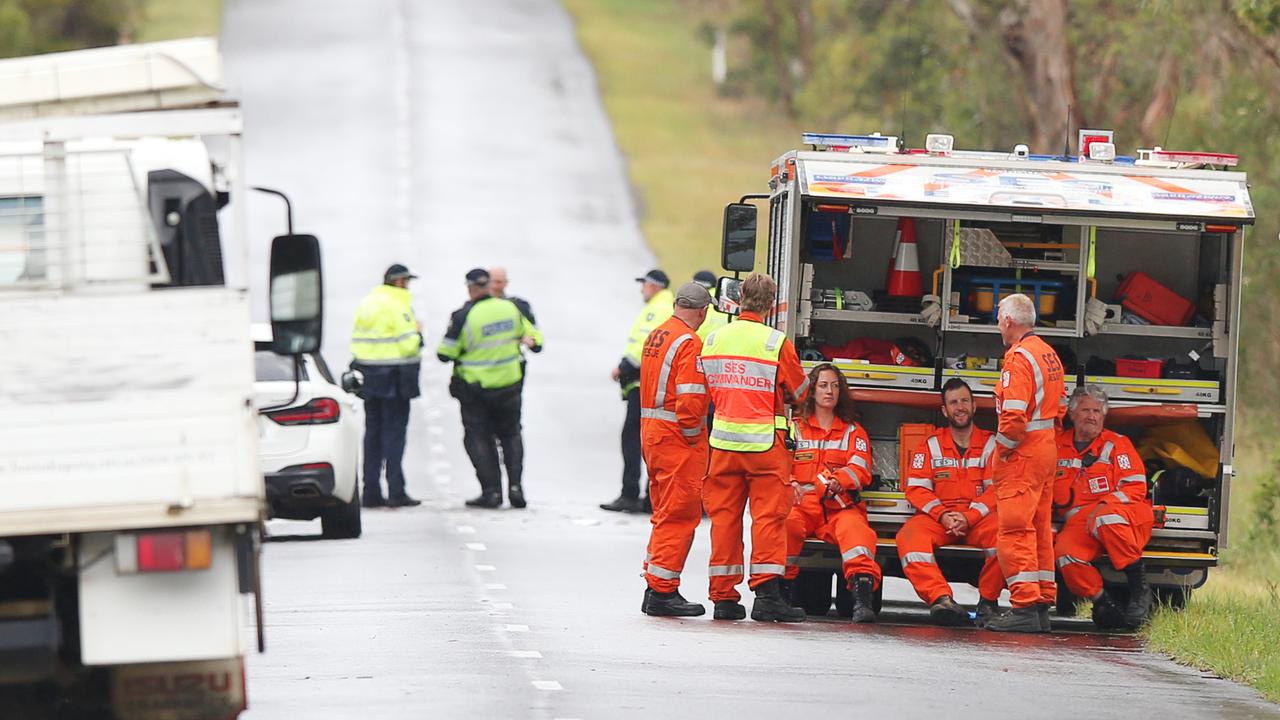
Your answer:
[321,477,362,539]
[1154,586,1191,611]
[795,569,834,616]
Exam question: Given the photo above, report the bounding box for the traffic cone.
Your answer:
[886,217,923,297]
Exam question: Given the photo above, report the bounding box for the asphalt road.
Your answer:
[222,1,1279,718]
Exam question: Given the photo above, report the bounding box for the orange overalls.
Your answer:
[1054,429,1153,599]
[638,316,710,593]
[701,312,809,603]
[895,427,1004,604]
[992,333,1066,608]
[783,415,881,588]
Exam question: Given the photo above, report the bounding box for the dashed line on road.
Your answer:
[531,681,562,692]
[465,542,487,551]
[475,564,496,571]
[489,602,515,610]
[509,650,542,659]
[484,583,507,590]
[503,624,530,633]
[456,525,476,534]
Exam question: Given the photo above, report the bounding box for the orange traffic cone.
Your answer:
[886,217,923,297]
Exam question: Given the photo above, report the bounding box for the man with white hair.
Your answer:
[984,293,1066,633]
[1054,385,1154,629]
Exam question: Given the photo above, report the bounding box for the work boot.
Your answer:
[1091,591,1126,631]
[465,492,502,509]
[849,575,877,623]
[508,485,527,509]
[750,579,806,623]
[1123,563,1154,628]
[599,495,644,513]
[386,494,421,508]
[778,578,795,606]
[361,494,386,509]
[1039,603,1053,632]
[712,600,746,620]
[974,598,1000,628]
[644,590,706,617]
[641,587,652,614]
[929,595,966,627]
[984,606,1046,633]
[641,496,653,514]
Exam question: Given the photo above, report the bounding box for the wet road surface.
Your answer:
[222,0,1280,718]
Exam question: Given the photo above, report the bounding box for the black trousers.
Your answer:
[620,387,643,500]
[459,383,524,495]
[362,396,411,500]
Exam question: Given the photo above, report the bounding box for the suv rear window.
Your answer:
[255,350,308,382]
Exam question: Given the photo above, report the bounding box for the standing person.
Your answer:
[693,270,729,341]
[985,294,1066,633]
[438,268,543,509]
[600,269,674,513]
[489,266,537,381]
[350,264,423,509]
[895,378,1004,627]
[639,283,712,617]
[701,272,810,623]
[1054,386,1154,629]
[782,363,881,623]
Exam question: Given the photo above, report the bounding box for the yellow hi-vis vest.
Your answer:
[620,288,674,392]
[697,289,730,341]
[350,284,421,364]
[700,319,785,452]
[437,297,542,390]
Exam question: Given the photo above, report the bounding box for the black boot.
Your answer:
[508,484,527,509]
[645,589,706,617]
[929,595,966,626]
[750,579,806,622]
[778,578,795,606]
[1091,591,1126,630]
[974,598,1000,628]
[1038,603,1053,632]
[387,494,421,508]
[641,587,652,614]
[599,495,644,513]
[361,494,386,509]
[850,575,877,623]
[1123,563,1154,628]
[465,492,502,509]
[713,600,746,620]
[985,606,1046,633]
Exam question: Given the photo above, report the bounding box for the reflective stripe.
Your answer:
[1006,571,1041,586]
[354,357,421,366]
[964,458,985,468]
[764,329,784,352]
[922,499,942,514]
[1098,441,1115,465]
[1111,491,1131,504]
[927,436,943,461]
[979,436,997,466]
[653,334,693,408]
[353,330,420,345]
[1118,474,1146,485]
[906,477,934,490]
[969,501,990,517]
[841,546,873,562]
[792,376,811,401]
[640,408,678,422]
[797,483,817,494]
[1060,458,1083,469]
[1025,419,1055,432]
[1014,346,1046,420]
[836,467,859,486]
[1063,505,1083,521]
[680,425,704,438]
[710,428,775,446]
[982,479,993,490]
[701,358,778,384]
[983,547,998,558]
[460,355,521,367]
[1057,555,1090,569]
[903,551,936,565]
[850,455,869,470]
[750,563,786,575]
[1092,513,1129,536]
[995,433,1018,450]
[646,564,681,580]
[708,564,744,577]
[675,383,706,395]
[1001,399,1029,412]
[1039,571,1057,582]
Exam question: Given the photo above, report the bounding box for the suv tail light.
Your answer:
[264,397,340,425]
[115,529,213,574]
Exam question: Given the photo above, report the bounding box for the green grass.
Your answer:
[132,0,221,42]
[561,0,798,281]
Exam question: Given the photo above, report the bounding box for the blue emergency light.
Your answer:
[803,132,893,150]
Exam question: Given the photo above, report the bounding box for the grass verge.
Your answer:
[132,0,221,43]
[561,0,798,281]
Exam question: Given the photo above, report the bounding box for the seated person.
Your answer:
[1054,385,1154,629]
[782,363,881,622]
[895,378,1004,626]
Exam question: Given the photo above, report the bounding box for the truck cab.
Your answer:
[720,131,1250,618]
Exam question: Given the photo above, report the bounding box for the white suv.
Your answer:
[253,326,362,539]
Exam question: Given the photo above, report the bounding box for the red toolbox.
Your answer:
[1115,358,1165,379]
[1114,272,1195,326]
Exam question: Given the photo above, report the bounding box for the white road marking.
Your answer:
[456,525,476,534]
[532,681,562,691]
[503,624,529,633]
[475,564,496,571]
[509,650,542,659]
[572,517,600,527]
[484,583,507,590]
[465,543,487,551]
[490,602,515,610]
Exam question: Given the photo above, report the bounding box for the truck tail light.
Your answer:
[115,529,213,574]
[264,397,340,425]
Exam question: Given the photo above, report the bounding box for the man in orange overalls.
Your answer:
[986,294,1066,633]
[638,283,712,617]
[895,378,1004,626]
[701,272,810,622]
[783,363,880,622]
[1054,385,1154,629]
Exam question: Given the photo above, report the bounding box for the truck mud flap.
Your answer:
[111,657,245,720]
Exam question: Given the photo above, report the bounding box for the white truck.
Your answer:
[718,131,1250,620]
[0,40,322,718]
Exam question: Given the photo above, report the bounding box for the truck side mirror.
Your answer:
[716,276,742,317]
[721,203,758,272]
[268,233,323,355]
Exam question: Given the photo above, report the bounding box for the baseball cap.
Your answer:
[693,270,716,289]
[384,263,418,282]
[465,267,490,286]
[635,269,670,287]
[674,281,712,309]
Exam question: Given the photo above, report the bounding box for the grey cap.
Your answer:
[674,281,712,309]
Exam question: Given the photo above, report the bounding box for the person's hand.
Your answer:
[822,476,842,496]
[791,481,805,506]
[950,514,970,537]
[522,336,537,349]
[940,511,963,535]
[611,367,621,382]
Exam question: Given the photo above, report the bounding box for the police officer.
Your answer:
[693,270,729,340]
[350,264,423,509]
[489,266,537,381]
[600,269,673,513]
[438,268,544,509]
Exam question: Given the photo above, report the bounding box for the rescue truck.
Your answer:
[718,130,1250,620]
[0,39,320,718]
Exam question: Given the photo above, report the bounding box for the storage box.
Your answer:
[1115,358,1164,379]
[966,277,1064,321]
[1114,272,1195,326]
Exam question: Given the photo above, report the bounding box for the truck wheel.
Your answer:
[321,479,362,539]
[1154,586,1191,610]
[795,569,834,616]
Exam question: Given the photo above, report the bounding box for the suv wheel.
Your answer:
[321,476,362,539]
